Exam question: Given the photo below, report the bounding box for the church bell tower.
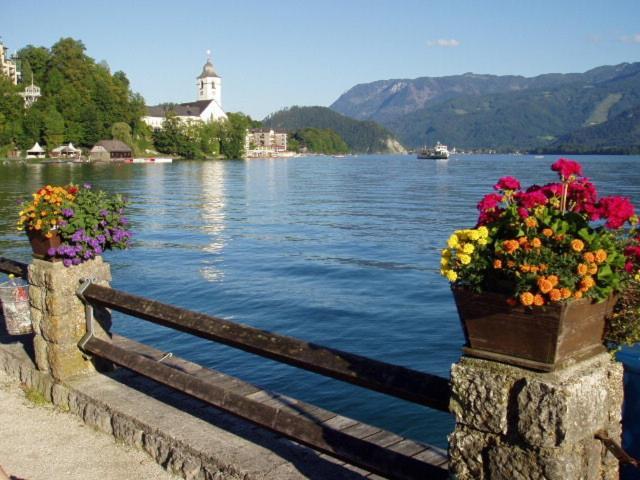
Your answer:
[197,50,222,106]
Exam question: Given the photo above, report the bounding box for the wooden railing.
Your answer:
[0,257,451,479]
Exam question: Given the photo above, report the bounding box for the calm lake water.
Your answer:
[1,154,639,447]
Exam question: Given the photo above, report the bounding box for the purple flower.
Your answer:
[97,235,106,244]
[71,228,84,242]
[62,208,75,218]
[83,183,92,189]
[120,217,129,225]
[99,220,107,227]
[99,209,108,217]
[72,257,81,265]
[47,247,56,257]
[94,246,103,255]
[63,259,72,267]
[59,220,68,227]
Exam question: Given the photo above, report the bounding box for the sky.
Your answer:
[3,0,640,120]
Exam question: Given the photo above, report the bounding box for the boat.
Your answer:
[417,142,450,160]
[130,157,173,164]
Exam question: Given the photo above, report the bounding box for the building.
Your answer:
[89,140,133,161]
[245,128,288,157]
[26,142,46,159]
[50,143,81,159]
[20,80,41,108]
[0,42,18,85]
[143,52,227,129]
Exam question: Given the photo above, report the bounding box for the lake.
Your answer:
[1,154,639,448]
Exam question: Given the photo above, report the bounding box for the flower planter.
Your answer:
[27,230,62,260]
[452,287,616,371]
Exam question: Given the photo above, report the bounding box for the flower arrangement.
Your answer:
[441,159,639,314]
[17,183,131,266]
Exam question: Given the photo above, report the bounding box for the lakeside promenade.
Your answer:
[0,370,178,480]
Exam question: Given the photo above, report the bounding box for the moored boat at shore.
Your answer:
[417,142,450,160]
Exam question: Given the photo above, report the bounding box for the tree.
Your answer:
[44,107,65,148]
[220,112,252,159]
[111,122,133,147]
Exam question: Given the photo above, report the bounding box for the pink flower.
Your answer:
[541,182,563,197]
[599,196,635,229]
[516,189,548,209]
[551,158,583,179]
[477,207,504,227]
[517,207,529,218]
[568,178,598,215]
[477,193,503,212]
[625,261,635,273]
[494,176,521,191]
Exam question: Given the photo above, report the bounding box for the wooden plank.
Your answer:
[83,337,448,480]
[83,283,451,412]
[0,258,28,278]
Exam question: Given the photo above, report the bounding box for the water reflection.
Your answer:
[200,161,227,282]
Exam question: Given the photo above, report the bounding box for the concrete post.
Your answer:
[448,353,623,480]
[27,257,112,381]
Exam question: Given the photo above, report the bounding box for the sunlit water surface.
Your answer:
[1,154,639,447]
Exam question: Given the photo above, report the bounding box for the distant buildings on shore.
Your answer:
[245,129,289,157]
[1,41,41,108]
[143,52,227,129]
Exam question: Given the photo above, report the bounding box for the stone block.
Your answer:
[51,383,70,410]
[517,367,609,447]
[28,284,45,311]
[30,307,43,335]
[83,403,113,434]
[450,360,513,434]
[47,343,95,380]
[448,426,490,480]
[39,312,85,344]
[33,334,50,373]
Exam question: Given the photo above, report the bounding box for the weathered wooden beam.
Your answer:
[84,336,448,480]
[0,258,28,278]
[83,283,451,412]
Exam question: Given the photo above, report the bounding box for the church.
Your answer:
[143,53,227,129]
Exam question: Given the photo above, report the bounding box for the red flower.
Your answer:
[517,207,529,218]
[477,207,504,227]
[599,196,636,229]
[493,176,521,191]
[516,189,548,209]
[477,193,503,212]
[568,178,598,216]
[541,182,563,197]
[551,158,583,179]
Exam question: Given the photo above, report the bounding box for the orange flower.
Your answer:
[493,259,503,269]
[531,237,542,248]
[571,239,585,252]
[547,275,559,287]
[542,228,553,237]
[507,260,516,268]
[588,263,598,275]
[520,292,534,306]
[530,265,539,273]
[577,263,588,276]
[539,264,548,272]
[595,249,608,264]
[520,264,531,273]
[549,289,562,302]
[518,236,528,246]
[537,277,553,294]
[580,276,595,291]
[533,294,545,306]
[503,240,519,254]
[525,217,538,228]
[583,251,596,263]
[574,290,583,299]
[560,288,572,299]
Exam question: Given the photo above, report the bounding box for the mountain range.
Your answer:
[330,63,640,152]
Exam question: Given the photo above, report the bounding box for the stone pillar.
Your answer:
[28,257,112,381]
[448,353,623,480]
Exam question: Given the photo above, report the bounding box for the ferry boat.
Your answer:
[417,142,450,160]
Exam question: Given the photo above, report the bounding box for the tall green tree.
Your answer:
[44,107,65,148]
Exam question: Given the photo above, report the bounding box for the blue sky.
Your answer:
[3,0,640,119]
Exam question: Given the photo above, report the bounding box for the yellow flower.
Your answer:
[595,249,608,264]
[477,226,489,239]
[462,243,475,254]
[447,234,459,249]
[446,270,458,282]
[441,248,451,258]
[477,238,488,246]
[467,230,480,241]
[525,217,538,228]
[440,257,449,267]
[458,254,472,265]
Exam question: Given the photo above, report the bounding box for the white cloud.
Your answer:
[427,39,461,48]
[620,33,640,44]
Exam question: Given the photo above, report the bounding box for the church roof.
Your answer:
[197,59,219,79]
[146,100,214,118]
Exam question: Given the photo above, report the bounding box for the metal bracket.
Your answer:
[157,352,173,363]
[77,278,96,356]
[596,430,640,470]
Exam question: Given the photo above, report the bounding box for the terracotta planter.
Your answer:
[452,287,616,371]
[27,230,62,260]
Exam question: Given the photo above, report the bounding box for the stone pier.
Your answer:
[27,257,112,380]
[448,354,623,480]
